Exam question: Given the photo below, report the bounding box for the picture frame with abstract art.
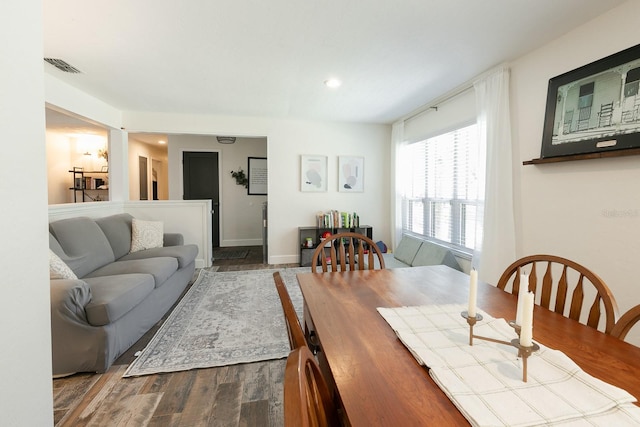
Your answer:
[338,156,364,192]
[541,43,640,158]
[300,155,327,192]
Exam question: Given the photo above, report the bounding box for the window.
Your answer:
[400,123,481,255]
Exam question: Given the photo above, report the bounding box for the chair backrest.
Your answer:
[274,272,307,350]
[284,346,339,427]
[311,231,385,273]
[611,304,640,341]
[497,254,619,334]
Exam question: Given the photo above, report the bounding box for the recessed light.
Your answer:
[158,140,166,145]
[324,78,342,89]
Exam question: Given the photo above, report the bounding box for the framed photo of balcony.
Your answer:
[541,43,640,159]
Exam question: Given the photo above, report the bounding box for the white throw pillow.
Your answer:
[130,218,164,253]
[49,249,78,280]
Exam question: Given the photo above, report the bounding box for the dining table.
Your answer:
[296,265,640,426]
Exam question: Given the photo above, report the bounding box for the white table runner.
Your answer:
[378,304,640,426]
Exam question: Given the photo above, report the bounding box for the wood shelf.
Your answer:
[523,147,640,165]
[298,226,372,267]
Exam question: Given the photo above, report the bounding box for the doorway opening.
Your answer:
[183,151,220,248]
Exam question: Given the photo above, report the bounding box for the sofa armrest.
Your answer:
[163,233,184,246]
[50,279,92,320]
[50,279,111,376]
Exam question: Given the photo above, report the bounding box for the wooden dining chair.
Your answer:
[284,346,340,427]
[274,272,307,350]
[497,254,619,334]
[611,304,640,341]
[311,232,385,273]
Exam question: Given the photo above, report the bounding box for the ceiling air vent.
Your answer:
[44,58,81,73]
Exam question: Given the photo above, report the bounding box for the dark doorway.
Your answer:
[139,156,148,200]
[183,151,220,247]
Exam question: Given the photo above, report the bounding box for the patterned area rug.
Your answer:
[123,267,308,377]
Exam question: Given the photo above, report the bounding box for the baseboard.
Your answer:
[268,254,298,265]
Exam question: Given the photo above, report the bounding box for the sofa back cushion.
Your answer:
[412,240,462,271]
[393,236,423,265]
[95,213,134,259]
[49,217,115,278]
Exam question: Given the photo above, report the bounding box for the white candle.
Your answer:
[468,268,478,317]
[515,272,528,326]
[519,291,534,347]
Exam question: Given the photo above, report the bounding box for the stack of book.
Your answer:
[316,210,360,229]
[82,177,106,189]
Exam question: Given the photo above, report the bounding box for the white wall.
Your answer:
[128,138,168,201]
[266,118,391,264]
[126,112,392,263]
[0,0,54,425]
[510,0,640,344]
[46,131,73,204]
[167,134,267,247]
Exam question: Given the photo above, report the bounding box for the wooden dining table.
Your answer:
[296,265,640,426]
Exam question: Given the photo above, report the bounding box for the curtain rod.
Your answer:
[401,84,473,123]
[399,63,509,124]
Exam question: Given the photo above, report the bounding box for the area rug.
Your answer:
[213,249,249,260]
[123,267,309,377]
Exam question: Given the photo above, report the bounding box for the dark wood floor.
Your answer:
[53,246,299,427]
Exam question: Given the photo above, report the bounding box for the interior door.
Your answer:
[139,156,148,200]
[183,151,220,247]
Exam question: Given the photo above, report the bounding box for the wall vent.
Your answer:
[44,58,81,73]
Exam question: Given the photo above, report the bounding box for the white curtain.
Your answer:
[391,121,405,250]
[472,66,516,285]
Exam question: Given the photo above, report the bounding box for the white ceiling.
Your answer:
[43,0,626,125]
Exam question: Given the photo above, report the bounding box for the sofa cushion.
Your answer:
[118,244,198,269]
[49,249,78,280]
[49,233,88,273]
[49,217,115,278]
[95,213,134,260]
[412,241,462,271]
[130,218,164,253]
[382,253,411,268]
[84,274,154,326]
[84,257,178,288]
[393,236,423,265]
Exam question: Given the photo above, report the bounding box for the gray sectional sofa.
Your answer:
[48,213,198,376]
[365,235,463,271]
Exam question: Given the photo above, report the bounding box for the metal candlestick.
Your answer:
[509,339,540,382]
[461,311,540,382]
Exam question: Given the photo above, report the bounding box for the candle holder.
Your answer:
[507,320,521,337]
[462,311,540,382]
[509,339,540,382]
[461,311,483,346]
[507,320,523,357]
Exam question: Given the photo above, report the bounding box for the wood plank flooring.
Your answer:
[53,246,300,426]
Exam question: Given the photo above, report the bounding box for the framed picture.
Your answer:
[541,43,640,158]
[101,165,109,172]
[247,157,267,195]
[338,156,364,192]
[301,155,327,192]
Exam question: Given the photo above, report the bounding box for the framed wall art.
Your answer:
[247,157,267,195]
[540,43,640,159]
[338,156,364,192]
[301,155,327,192]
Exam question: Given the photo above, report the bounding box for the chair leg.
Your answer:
[308,331,320,355]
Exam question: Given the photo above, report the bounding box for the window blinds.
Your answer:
[401,123,480,252]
